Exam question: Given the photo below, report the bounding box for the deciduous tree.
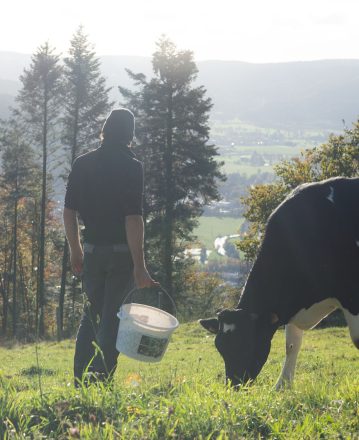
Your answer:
[238,121,359,261]
[0,119,41,337]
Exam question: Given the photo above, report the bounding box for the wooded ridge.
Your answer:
[1,52,359,129]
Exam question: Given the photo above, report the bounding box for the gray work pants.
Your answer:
[74,243,133,384]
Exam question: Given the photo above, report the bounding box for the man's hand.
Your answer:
[70,246,84,276]
[63,207,83,276]
[134,266,160,289]
[125,215,160,289]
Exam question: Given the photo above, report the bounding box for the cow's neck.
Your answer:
[238,255,281,320]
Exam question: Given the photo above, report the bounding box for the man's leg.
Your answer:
[93,248,133,379]
[74,247,106,385]
[74,302,99,384]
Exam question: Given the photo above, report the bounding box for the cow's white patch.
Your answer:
[342,308,359,348]
[289,298,340,330]
[326,186,335,203]
[356,240,359,247]
[223,323,236,333]
[276,324,303,390]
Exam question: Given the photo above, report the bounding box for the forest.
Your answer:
[1,26,359,341]
[0,28,226,340]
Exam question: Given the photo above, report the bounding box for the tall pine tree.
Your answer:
[58,27,112,337]
[62,26,113,160]
[15,42,63,336]
[120,37,225,297]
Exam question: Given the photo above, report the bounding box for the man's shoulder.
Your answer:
[118,149,143,170]
[71,148,101,172]
[129,155,143,168]
[73,147,142,173]
[74,148,100,163]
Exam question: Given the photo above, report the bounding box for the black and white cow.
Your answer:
[200,177,359,389]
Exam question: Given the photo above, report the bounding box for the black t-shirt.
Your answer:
[64,145,143,245]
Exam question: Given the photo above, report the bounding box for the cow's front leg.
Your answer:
[275,323,303,390]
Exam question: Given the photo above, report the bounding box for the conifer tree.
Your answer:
[62,26,113,160]
[15,43,63,336]
[120,37,225,297]
[59,27,112,337]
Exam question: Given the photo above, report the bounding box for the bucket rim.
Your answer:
[117,302,179,331]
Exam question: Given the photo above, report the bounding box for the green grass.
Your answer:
[219,160,274,176]
[211,118,334,138]
[1,324,358,438]
[220,144,305,156]
[194,217,243,249]
[217,144,307,175]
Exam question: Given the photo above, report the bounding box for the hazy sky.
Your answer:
[2,0,359,62]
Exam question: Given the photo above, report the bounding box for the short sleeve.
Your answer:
[123,161,144,216]
[64,159,81,211]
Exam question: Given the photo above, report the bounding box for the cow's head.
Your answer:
[200,308,279,386]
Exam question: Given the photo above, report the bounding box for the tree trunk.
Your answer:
[58,238,68,340]
[32,199,40,334]
[1,235,12,336]
[0,274,9,336]
[19,252,31,334]
[12,175,19,337]
[38,86,48,337]
[163,83,174,297]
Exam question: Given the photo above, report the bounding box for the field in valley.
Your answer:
[193,217,243,250]
[217,144,304,176]
[1,324,358,438]
[211,118,334,177]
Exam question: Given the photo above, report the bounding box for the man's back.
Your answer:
[65,145,143,245]
[64,108,157,387]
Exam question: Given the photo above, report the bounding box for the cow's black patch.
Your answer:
[201,177,359,385]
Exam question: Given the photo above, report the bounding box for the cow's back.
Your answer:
[240,177,359,323]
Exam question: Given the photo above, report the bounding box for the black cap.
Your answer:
[102,108,135,146]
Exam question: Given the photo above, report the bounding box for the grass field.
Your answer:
[217,144,305,176]
[223,145,306,155]
[1,324,358,438]
[194,217,243,249]
[218,161,275,176]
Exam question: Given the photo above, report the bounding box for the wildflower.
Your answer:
[69,427,80,438]
[125,373,142,386]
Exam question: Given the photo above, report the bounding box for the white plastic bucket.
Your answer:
[116,302,179,362]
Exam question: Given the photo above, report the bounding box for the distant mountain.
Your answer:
[1,51,359,129]
[101,55,153,92]
[196,59,359,129]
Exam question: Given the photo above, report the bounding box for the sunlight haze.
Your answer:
[1,0,359,61]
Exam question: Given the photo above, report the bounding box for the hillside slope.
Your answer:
[1,52,359,129]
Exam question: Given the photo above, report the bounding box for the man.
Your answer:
[64,108,157,385]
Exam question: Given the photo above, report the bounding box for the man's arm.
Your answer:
[125,215,158,289]
[63,207,83,276]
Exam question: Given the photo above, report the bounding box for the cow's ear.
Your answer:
[199,318,219,334]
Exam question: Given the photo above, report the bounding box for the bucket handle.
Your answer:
[121,285,178,317]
